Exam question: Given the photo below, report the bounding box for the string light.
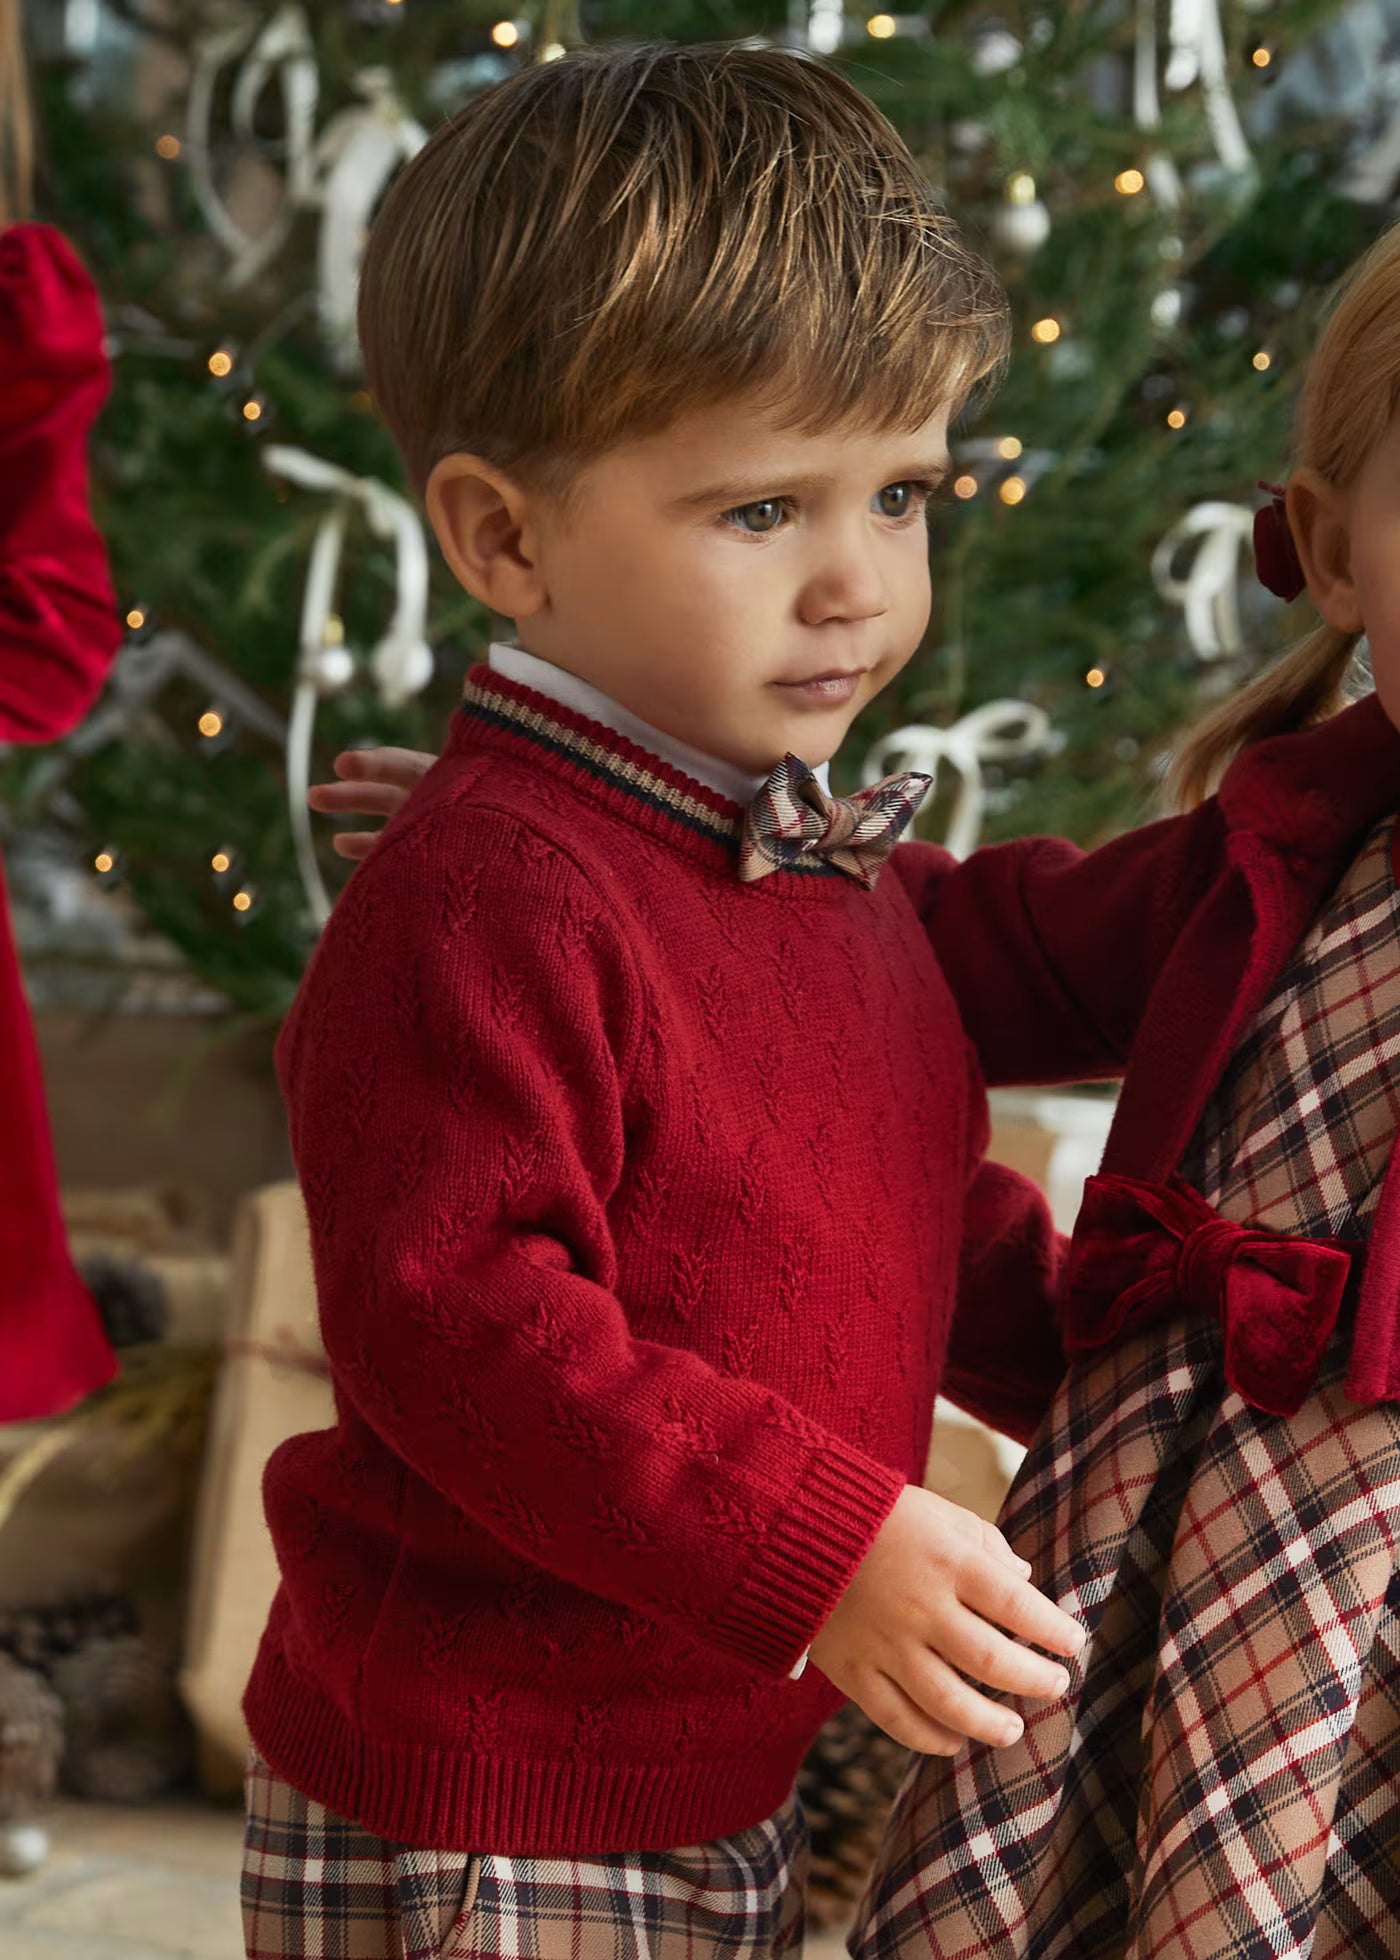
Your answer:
[94,851,115,876]
[243,398,264,422]
[1167,407,1188,429]
[211,851,232,875]
[867,13,896,35]
[996,435,1023,460]
[207,349,234,377]
[953,474,978,499]
[1252,46,1272,68]
[155,134,181,160]
[1252,349,1272,371]
[1031,317,1062,344]
[1086,668,1106,689]
[999,476,1027,506]
[232,889,255,915]
[491,19,519,46]
[198,709,225,739]
[125,608,146,630]
[1006,172,1037,206]
[1115,168,1145,196]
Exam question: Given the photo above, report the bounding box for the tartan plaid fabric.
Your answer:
[851,815,1400,1960]
[738,756,931,890]
[244,1749,809,1960]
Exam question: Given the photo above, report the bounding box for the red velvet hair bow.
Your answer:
[1061,1173,1356,1417]
[1253,480,1307,603]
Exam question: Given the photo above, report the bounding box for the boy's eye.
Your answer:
[875,481,918,518]
[729,499,785,534]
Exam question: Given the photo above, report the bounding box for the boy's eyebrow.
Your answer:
[669,458,952,510]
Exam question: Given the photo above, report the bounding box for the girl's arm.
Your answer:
[0,225,119,743]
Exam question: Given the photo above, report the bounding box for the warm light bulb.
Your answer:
[953,474,978,500]
[1167,407,1187,429]
[1006,172,1037,206]
[125,608,146,630]
[232,889,254,914]
[998,476,1027,506]
[1086,668,1106,689]
[1115,168,1145,196]
[1252,349,1272,371]
[211,851,232,875]
[94,852,115,875]
[155,134,181,160]
[491,19,519,46]
[996,435,1023,460]
[1031,317,1062,344]
[243,399,263,421]
[208,350,233,378]
[199,710,224,739]
[867,12,896,36]
[1252,46,1272,68]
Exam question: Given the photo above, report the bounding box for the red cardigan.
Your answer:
[247,669,1400,1857]
[0,225,120,1420]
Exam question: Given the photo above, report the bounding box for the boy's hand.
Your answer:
[308,747,435,859]
[809,1485,1083,1757]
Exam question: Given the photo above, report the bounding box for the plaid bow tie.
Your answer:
[739,754,932,890]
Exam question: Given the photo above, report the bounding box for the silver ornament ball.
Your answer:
[992,197,1051,257]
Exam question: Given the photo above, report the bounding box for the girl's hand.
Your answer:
[809,1484,1083,1757]
[308,747,435,860]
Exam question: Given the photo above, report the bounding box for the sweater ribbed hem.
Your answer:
[705,1440,907,1676]
[243,1645,826,1855]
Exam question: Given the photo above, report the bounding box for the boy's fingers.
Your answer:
[936,1612,1073,1704]
[899,1651,1024,1750]
[331,832,378,861]
[963,1565,1085,1662]
[308,781,408,818]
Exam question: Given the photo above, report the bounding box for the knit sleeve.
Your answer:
[0,225,120,744]
[281,798,905,1680]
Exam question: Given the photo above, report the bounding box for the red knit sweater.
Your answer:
[247,666,1012,1854]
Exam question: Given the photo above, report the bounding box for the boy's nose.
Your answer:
[797,540,889,627]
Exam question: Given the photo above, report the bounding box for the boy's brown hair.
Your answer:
[360,41,1007,496]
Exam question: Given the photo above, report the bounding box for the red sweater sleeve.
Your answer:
[890,797,1229,1087]
[281,796,905,1679]
[0,224,119,744]
[942,1159,1067,1446]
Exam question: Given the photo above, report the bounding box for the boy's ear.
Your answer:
[1287,467,1364,636]
[425,454,547,619]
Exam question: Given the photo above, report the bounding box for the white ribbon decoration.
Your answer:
[263,444,434,926]
[1151,500,1257,660]
[312,69,428,368]
[186,4,320,288]
[1133,0,1251,212]
[861,700,1054,861]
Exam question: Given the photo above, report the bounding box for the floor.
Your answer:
[0,1798,853,1958]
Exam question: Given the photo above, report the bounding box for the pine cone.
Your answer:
[0,1655,64,1823]
[796,1703,910,1929]
[78,1251,169,1348]
[50,1635,192,1804]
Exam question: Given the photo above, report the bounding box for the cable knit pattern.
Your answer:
[247,667,986,1857]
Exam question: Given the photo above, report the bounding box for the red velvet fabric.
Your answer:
[0,225,120,1420]
[1061,1173,1356,1417]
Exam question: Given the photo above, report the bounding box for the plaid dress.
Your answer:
[243,1746,808,1960]
[851,816,1400,1960]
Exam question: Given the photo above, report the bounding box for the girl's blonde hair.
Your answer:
[0,0,33,229]
[1172,224,1400,808]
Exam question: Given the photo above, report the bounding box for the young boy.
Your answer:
[246,37,1400,1960]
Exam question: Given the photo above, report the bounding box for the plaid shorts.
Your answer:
[243,1747,809,1960]
[849,1319,1400,1960]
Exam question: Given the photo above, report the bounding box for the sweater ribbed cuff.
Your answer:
[705,1440,905,1678]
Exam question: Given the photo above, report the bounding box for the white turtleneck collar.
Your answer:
[486,642,832,806]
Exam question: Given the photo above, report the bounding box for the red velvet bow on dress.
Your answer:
[1061,1173,1357,1417]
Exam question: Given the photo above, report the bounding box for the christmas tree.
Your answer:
[9,0,1397,1015]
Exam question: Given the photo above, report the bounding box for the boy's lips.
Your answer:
[772,668,869,706]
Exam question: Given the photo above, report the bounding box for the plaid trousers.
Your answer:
[243,1749,809,1960]
[851,816,1400,1960]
